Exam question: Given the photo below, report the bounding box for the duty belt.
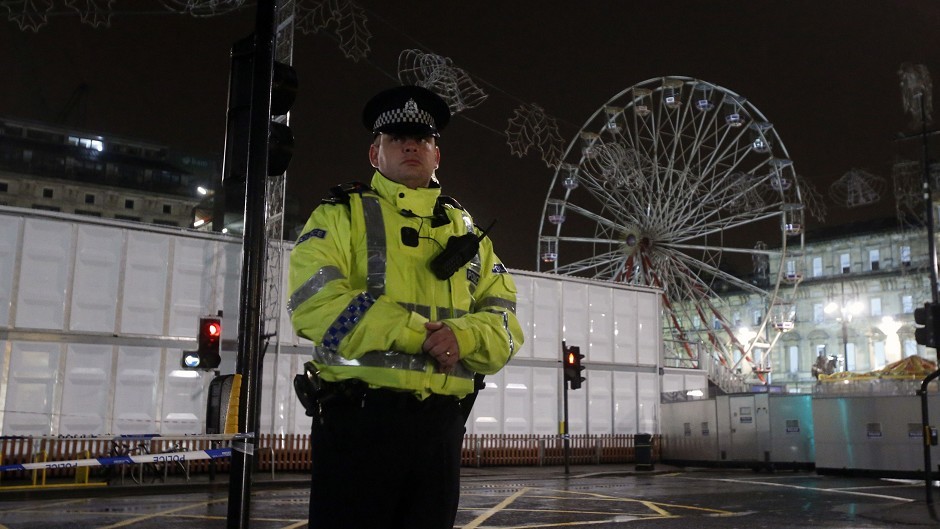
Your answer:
[313,346,475,380]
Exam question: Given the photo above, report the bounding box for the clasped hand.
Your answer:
[423,321,460,373]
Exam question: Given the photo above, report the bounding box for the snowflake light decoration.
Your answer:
[829,168,885,208]
[506,103,564,169]
[296,0,371,62]
[397,50,487,114]
[159,0,246,17]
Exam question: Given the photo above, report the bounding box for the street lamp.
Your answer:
[825,282,863,372]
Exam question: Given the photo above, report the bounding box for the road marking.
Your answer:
[687,476,915,503]
[95,498,228,528]
[462,486,530,529]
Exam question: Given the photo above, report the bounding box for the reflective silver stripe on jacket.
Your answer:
[313,347,474,379]
[287,265,345,315]
[361,195,386,298]
[398,303,469,320]
[475,296,517,314]
[501,311,515,356]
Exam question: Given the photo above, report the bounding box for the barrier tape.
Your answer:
[0,433,253,442]
[0,447,232,473]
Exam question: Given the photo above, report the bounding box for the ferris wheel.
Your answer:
[537,77,805,385]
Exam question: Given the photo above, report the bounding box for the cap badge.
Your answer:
[403,99,419,116]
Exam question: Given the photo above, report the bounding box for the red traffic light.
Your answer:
[181,316,222,370]
[204,320,221,339]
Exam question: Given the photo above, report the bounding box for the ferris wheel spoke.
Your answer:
[560,201,629,234]
[540,77,802,385]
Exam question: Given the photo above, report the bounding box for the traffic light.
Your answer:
[914,302,940,347]
[181,316,222,370]
[222,34,298,185]
[563,345,586,390]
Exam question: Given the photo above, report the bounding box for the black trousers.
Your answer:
[308,386,465,529]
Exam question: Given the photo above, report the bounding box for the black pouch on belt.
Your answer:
[293,361,323,417]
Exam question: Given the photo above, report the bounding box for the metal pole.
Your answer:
[922,96,939,304]
[563,379,570,475]
[228,1,277,527]
[920,94,938,506]
[920,370,939,504]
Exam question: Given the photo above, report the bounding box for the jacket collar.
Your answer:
[370,171,442,218]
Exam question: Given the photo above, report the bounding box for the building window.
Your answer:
[153,219,179,227]
[124,199,134,209]
[32,204,60,212]
[75,209,102,217]
[692,315,701,329]
[873,341,886,370]
[845,343,856,371]
[903,295,914,314]
[813,303,824,324]
[870,297,882,317]
[713,318,721,330]
[812,257,823,277]
[869,249,880,271]
[42,187,53,198]
[0,182,8,192]
[788,345,799,373]
[840,253,851,274]
[162,204,172,214]
[815,344,827,361]
[901,245,911,267]
[84,193,95,204]
[115,214,140,222]
[752,309,761,326]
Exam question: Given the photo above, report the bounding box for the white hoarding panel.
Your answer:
[637,371,659,434]
[613,372,637,434]
[71,225,122,333]
[512,274,534,358]
[567,382,587,434]
[613,290,638,365]
[0,217,22,327]
[531,366,558,435]
[470,370,504,434]
[113,346,161,434]
[167,238,209,337]
[637,292,659,365]
[15,219,71,330]
[503,365,531,434]
[3,341,61,436]
[60,343,113,435]
[260,350,298,435]
[661,372,685,394]
[531,277,561,360]
[588,370,613,434]
[161,355,205,434]
[562,281,589,350]
[588,285,614,363]
[121,232,170,335]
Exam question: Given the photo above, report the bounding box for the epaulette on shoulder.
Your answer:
[436,195,465,211]
[321,181,370,205]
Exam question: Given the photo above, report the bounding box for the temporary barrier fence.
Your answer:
[0,433,659,488]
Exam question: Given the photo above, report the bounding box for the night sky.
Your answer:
[2,1,940,271]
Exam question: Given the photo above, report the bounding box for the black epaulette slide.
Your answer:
[321,181,369,205]
[436,195,465,211]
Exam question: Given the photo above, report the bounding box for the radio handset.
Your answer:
[429,220,495,280]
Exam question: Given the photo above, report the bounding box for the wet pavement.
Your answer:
[2,465,939,528]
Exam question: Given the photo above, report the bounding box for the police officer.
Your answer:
[288,85,524,529]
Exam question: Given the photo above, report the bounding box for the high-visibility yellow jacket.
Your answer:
[288,171,524,399]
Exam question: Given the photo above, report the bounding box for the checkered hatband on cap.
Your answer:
[372,98,437,132]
